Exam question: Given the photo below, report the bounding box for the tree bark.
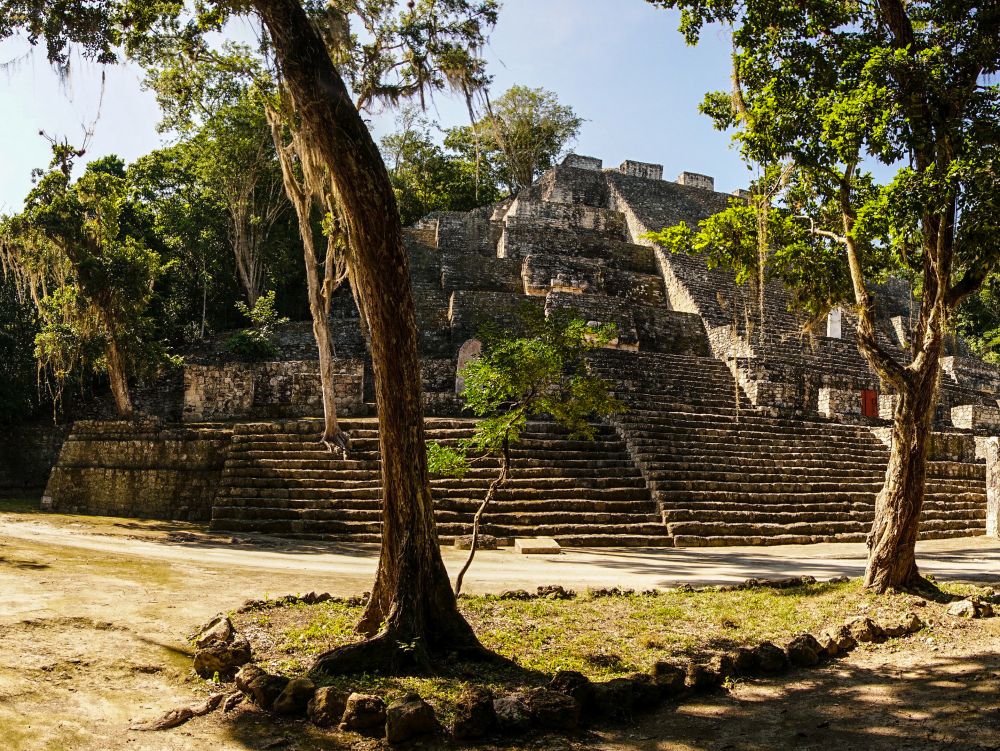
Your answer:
[105,335,134,418]
[252,0,483,672]
[864,355,940,591]
[266,104,349,452]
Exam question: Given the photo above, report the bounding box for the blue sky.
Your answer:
[0,0,747,214]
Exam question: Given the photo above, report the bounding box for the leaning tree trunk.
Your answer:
[252,0,484,673]
[265,106,348,452]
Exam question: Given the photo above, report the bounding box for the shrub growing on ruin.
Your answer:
[428,308,625,595]
[225,290,288,362]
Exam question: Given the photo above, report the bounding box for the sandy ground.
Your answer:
[2,507,999,750]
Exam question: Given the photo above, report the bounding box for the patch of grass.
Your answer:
[231,579,978,721]
[0,496,40,514]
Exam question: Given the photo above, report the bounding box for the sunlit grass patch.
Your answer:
[229,578,988,720]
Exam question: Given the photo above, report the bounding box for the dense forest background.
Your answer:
[0,84,584,424]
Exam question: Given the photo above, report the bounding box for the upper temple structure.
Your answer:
[19,154,1000,546]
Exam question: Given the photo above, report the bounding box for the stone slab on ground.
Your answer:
[514,537,562,555]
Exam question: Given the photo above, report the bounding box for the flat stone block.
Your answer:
[514,537,561,555]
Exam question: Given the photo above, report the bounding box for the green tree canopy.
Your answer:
[447,85,583,191]
[0,146,173,416]
[382,108,504,225]
[649,0,1000,591]
[429,308,623,594]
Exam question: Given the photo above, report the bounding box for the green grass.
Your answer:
[231,579,990,721]
[0,496,40,513]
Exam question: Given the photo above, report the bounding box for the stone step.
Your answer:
[663,507,985,524]
[654,489,985,504]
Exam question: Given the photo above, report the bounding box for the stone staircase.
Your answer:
[588,348,987,546]
[210,417,672,547]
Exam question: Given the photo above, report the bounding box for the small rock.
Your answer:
[650,661,686,696]
[727,647,756,676]
[844,616,884,643]
[593,674,660,718]
[299,591,332,605]
[820,624,857,653]
[522,687,580,731]
[454,534,498,550]
[549,670,596,710]
[340,693,387,733]
[948,599,992,618]
[235,665,290,711]
[308,686,349,727]
[194,615,235,648]
[686,662,722,691]
[452,687,496,740]
[827,575,851,584]
[493,693,532,732]
[752,642,789,673]
[386,694,438,744]
[786,634,822,667]
[273,677,315,716]
[498,589,533,601]
[194,637,252,680]
[815,631,839,658]
[880,612,925,637]
[536,585,575,600]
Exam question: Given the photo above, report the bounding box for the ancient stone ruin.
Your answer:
[33,155,1000,546]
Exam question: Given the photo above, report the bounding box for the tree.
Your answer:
[226,289,288,360]
[190,92,290,308]
[382,108,504,225]
[4,0,500,673]
[650,0,1000,590]
[0,274,41,423]
[955,273,1000,364]
[447,85,583,191]
[0,148,172,417]
[250,0,493,673]
[129,0,497,451]
[428,309,623,596]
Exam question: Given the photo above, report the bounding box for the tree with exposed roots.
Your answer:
[1,0,500,672]
[649,0,1000,591]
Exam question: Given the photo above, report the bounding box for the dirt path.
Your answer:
[2,508,998,750]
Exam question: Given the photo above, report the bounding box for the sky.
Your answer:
[0,0,747,215]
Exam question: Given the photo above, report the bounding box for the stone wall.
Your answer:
[986,438,1000,537]
[0,423,69,497]
[183,359,365,421]
[43,420,232,520]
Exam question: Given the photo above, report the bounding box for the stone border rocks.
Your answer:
[182,578,979,744]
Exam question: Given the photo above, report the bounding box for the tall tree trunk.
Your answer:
[864,352,940,591]
[307,248,347,450]
[252,0,483,672]
[106,337,134,418]
[265,106,348,452]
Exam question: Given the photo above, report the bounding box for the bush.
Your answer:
[226,291,287,361]
[226,328,278,361]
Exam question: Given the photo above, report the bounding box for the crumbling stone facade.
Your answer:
[37,154,999,545]
[43,420,231,520]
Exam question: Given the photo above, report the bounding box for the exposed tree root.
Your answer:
[130,691,233,731]
[310,629,501,677]
[320,428,350,457]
